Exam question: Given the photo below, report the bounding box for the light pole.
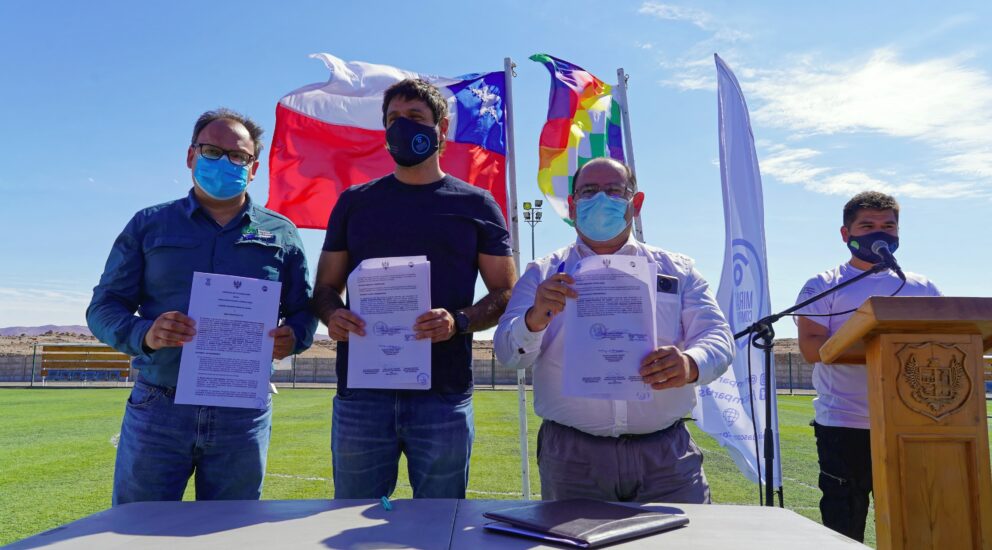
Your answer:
[521,199,543,261]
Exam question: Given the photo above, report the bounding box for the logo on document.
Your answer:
[417,373,430,386]
[261,285,268,292]
[590,323,607,340]
[233,280,242,289]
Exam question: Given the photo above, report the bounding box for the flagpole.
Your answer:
[504,56,531,500]
[615,68,644,242]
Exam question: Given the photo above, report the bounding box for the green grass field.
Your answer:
[1,388,989,547]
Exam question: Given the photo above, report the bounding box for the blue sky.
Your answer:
[1,1,989,339]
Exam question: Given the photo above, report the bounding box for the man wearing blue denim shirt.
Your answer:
[87,108,316,505]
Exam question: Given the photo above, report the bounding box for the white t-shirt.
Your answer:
[795,263,941,429]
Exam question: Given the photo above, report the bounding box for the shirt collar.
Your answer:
[181,188,257,224]
[574,231,641,259]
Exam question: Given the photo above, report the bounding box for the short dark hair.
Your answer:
[191,108,265,158]
[381,79,448,127]
[843,191,900,227]
[571,157,637,195]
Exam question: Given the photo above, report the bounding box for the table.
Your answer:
[7,499,867,549]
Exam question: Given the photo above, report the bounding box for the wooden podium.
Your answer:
[820,297,992,549]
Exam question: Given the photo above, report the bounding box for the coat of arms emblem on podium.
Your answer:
[896,342,971,421]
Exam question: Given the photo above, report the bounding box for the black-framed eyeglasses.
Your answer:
[193,143,255,167]
[573,183,633,200]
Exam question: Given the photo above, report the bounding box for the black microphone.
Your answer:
[871,239,906,281]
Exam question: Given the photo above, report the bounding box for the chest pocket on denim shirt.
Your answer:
[144,235,203,289]
[655,290,683,347]
[233,239,284,282]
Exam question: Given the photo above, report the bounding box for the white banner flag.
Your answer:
[692,54,782,488]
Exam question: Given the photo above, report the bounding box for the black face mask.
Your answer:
[847,231,899,264]
[385,117,439,167]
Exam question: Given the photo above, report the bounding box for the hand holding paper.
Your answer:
[525,268,576,332]
[413,308,455,343]
[144,311,196,350]
[270,325,296,360]
[639,346,698,389]
[326,308,366,341]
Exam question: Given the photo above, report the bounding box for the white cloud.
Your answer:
[760,145,981,199]
[638,2,710,29]
[639,3,750,91]
[748,49,992,145]
[701,48,992,199]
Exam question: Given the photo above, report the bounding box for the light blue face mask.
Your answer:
[193,155,250,200]
[575,192,631,242]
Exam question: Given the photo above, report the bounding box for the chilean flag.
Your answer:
[267,53,508,230]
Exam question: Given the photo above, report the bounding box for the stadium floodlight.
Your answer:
[523,201,532,211]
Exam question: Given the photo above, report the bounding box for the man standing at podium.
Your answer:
[795,191,941,541]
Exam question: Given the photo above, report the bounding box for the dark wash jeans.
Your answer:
[113,378,272,505]
[331,388,474,499]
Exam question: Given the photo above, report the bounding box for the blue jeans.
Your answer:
[112,378,272,505]
[331,388,474,499]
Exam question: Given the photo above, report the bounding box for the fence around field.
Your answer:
[3,346,991,396]
[0,343,823,390]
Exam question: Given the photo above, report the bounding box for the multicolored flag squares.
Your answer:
[530,53,625,223]
[267,53,508,230]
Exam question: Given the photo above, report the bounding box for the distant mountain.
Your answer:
[0,325,92,337]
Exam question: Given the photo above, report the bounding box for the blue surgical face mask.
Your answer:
[193,155,250,200]
[847,231,899,264]
[575,192,631,242]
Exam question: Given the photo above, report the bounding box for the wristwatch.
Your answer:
[452,310,471,335]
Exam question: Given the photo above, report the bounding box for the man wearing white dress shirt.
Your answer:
[494,158,734,503]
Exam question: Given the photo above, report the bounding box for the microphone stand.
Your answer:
[734,261,891,507]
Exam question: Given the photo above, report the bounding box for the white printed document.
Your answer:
[563,255,656,401]
[175,272,280,409]
[347,256,432,390]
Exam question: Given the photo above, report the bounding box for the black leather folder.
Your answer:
[483,498,689,548]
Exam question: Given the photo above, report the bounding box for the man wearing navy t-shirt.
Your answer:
[312,78,517,499]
